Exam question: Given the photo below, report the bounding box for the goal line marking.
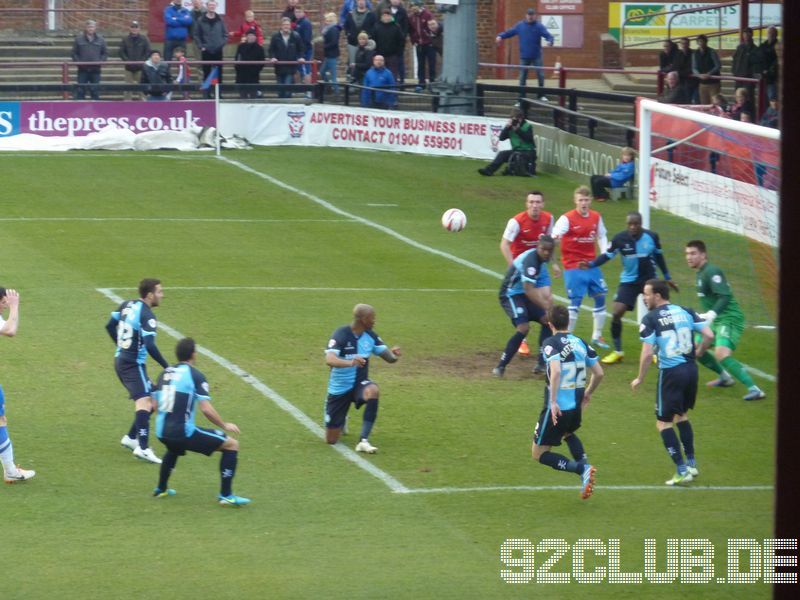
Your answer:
[216,155,776,384]
[96,287,410,494]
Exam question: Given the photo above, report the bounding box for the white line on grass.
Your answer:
[403,484,773,494]
[96,287,410,494]
[216,155,776,384]
[0,217,355,223]
[104,286,497,293]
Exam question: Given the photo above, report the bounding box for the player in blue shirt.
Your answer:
[105,278,169,464]
[533,304,604,499]
[152,338,249,506]
[0,288,35,483]
[631,279,714,486]
[582,212,678,365]
[325,304,401,454]
[493,235,554,378]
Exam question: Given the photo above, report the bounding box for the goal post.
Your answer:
[636,98,780,325]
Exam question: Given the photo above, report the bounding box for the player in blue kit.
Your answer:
[581,212,678,364]
[0,288,35,483]
[105,278,169,464]
[325,304,401,454]
[493,235,555,378]
[152,338,249,506]
[631,279,714,486]
[532,304,604,500]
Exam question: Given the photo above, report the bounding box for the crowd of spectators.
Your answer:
[70,0,444,104]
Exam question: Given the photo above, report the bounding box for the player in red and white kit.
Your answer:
[500,191,560,372]
[552,186,610,347]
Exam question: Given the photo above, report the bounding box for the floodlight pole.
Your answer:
[433,0,478,115]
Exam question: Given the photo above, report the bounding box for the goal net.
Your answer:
[636,98,780,327]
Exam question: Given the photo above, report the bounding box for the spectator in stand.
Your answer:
[675,37,696,103]
[235,29,265,99]
[72,19,107,101]
[710,93,728,117]
[351,31,375,83]
[344,0,377,69]
[320,13,342,95]
[760,25,779,101]
[495,8,554,100]
[140,49,173,101]
[195,0,227,98]
[361,54,397,109]
[372,9,405,81]
[119,20,151,101]
[429,18,442,58]
[728,87,754,122]
[658,39,677,74]
[386,0,409,84]
[759,97,779,128]
[232,10,264,45]
[189,0,204,59]
[269,17,305,98]
[408,0,434,91]
[282,0,300,28]
[172,45,191,99]
[590,147,636,202]
[693,34,720,104]
[732,27,761,98]
[294,6,313,94]
[659,71,688,104]
[163,0,193,62]
[340,0,372,28]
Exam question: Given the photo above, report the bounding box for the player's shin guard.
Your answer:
[539,451,581,473]
[0,427,15,475]
[611,319,623,352]
[592,299,606,340]
[660,428,685,466]
[220,450,238,497]
[565,434,586,463]
[498,331,526,368]
[134,409,150,450]
[360,398,379,440]
[158,451,179,491]
[676,421,695,462]
[720,356,755,388]
[697,352,724,375]
[567,302,580,332]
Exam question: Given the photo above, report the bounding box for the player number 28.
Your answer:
[661,328,693,357]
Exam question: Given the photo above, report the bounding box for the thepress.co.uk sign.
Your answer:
[0,101,215,137]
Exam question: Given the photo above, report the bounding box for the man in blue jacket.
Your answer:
[589,147,635,201]
[496,8,553,98]
[163,0,193,62]
[361,54,397,109]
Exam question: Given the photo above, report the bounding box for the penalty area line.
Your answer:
[95,287,410,494]
[216,155,777,384]
[400,484,773,494]
[102,286,497,293]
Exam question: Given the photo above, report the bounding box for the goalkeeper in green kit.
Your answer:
[685,240,766,401]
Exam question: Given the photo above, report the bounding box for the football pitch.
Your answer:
[1,147,776,598]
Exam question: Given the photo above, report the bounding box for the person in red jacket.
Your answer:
[231,10,264,45]
[408,0,433,91]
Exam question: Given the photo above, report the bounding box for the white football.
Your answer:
[441,208,467,232]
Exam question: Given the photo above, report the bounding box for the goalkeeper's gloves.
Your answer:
[699,310,717,324]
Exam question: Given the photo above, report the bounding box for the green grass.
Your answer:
[0,148,776,598]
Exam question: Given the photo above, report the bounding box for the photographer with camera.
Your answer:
[479,107,537,177]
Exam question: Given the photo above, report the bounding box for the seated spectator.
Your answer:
[235,29,265,99]
[232,10,264,45]
[478,107,537,177]
[590,147,636,201]
[710,93,728,117]
[659,71,688,104]
[759,97,779,129]
[360,54,397,109]
[728,87,754,122]
[140,49,172,101]
[351,31,375,83]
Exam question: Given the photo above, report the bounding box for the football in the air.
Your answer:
[441,208,467,232]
